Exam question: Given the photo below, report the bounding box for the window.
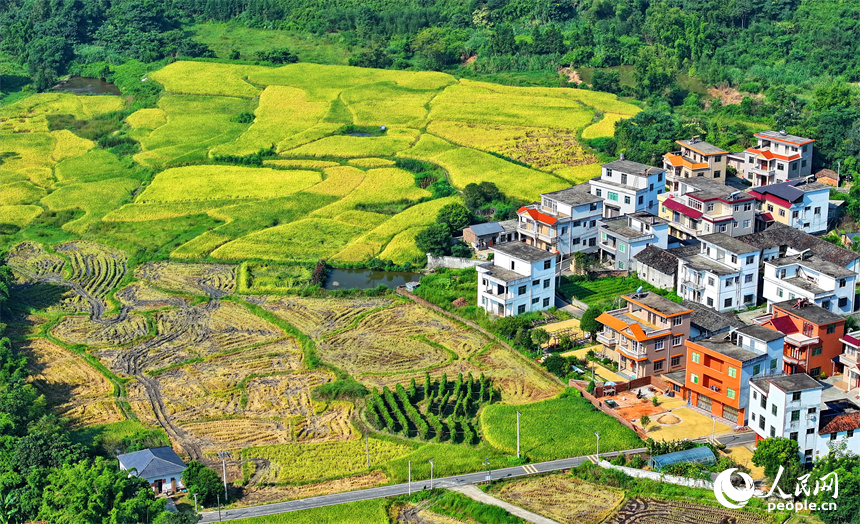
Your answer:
[707,297,714,307]
[658,173,663,182]
[830,433,837,441]
[808,407,817,414]
[571,238,580,245]
[790,431,798,441]
[802,159,807,167]
[714,170,721,178]
[533,279,540,286]
[543,260,551,270]
[793,210,799,219]
[777,288,784,297]
[779,209,786,217]
[596,188,602,197]
[654,360,664,371]
[655,340,665,350]
[849,430,855,438]
[760,395,767,408]
[673,316,683,326]
[770,359,777,370]
[619,243,626,253]
[691,352,700,364]
[807,428,815,435]
[743,219,751,229]
[608,192,619,201]
[691,373,699,384]
[810,366,821,376]
[518,285,527,295]
[670,356,681,367]
[753,364,761,375]
[719,224,727,233]
[708,203,715,212]
[812,347,823,356]
[724,297,733,308]
[728,366,737,378]
[772,404,778,416]
[770,426,776,437]
[768,204,774,212]
[624,195,631,204]
[517,304,526,314]
[744,203,752,212]
[638,195,644,205]
[673,335,683,346]
[777,163,785,171]
[759,418,765,430]
[649,183,654,191]
[532,297,540,305]
[606,169,613,177]
[827,324,836,334]
[621,173,627,185]
[727,388,735,399]
[731,255,738,264]
[542,297,550,307]
[561,226,567,234]
[745,274,754,283]
[619,261,624,269]
[708,277,715,286]
[839,279,847,288]
[511,261,516,270]
[839,297,848,308]
[543,279,550,288]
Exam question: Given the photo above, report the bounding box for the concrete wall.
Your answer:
[598,461,714,490]
[427,255,483,271]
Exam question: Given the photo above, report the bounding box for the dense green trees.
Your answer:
[183,461,224,506]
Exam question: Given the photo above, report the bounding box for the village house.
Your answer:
[675,234,761,313]
[732,130,815,186]
[597,212,668,271]
[590,159,665,218]
[739,222,860,273]
[514,184,602,270]
[837,330,860,393]
[815,168,840,187]
[476,242,556,317]
[595,292,693,379]
[684,324,785,425]
[682,299,744,342]
[748,374,860,463]
[748,179,830,234]
[761,253,856,314]
[663,137,729,191]
[658,177,756,240]
[758,299,846,378]
[632,244,683,291]
[117,447,187,494]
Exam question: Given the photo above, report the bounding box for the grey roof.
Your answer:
[736,323,785,343]
[498,219,518,232]
[782,276,826,295]
[663,370,687,385]
[543,184,601,206]
[482,265,528,283]
[682,300,744,333]
[602,159,664,176]
[694,336,763,362]
[634,245,680,275]
[491,242,555,263]
[678,138,728,155]
[600,217,654,241]
[740,223,860,267]
[751,373,823,393]
[678,254,735,276]
[624,292,692,316]
[752,180,829,204]
[772,300,844,325]
[699,233,757,254]
[628,211,667,225]
[756,130,814,144]
[468,222,504,236]
[769,256,856,279]
[118,447,186,479]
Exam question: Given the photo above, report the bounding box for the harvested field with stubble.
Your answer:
[51,313,149,347]
[262,295,399,339]
[21,338,123,427]
[494,475,624,524]
[135,261,236,296]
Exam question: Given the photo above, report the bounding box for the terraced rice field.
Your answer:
[494,475,624,524]
[2,61,634,262]
[604,498,771,524]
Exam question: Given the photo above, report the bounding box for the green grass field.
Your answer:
[0,59,639,261]
[223,499,389,524]
[557,276,682,309]
[480,392,642,461]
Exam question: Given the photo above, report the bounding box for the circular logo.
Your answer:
[713,468,755,509]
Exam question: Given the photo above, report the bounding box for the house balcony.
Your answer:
[600,239,617,252]
[785,332,820,348]
[518,227,559,244]
[618,343,648,360]
[783,352,805,365]
[482,289,515,301]
[683,279,705,292]
[597,332,618,346]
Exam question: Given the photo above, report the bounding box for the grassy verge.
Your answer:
[558,275,682,309]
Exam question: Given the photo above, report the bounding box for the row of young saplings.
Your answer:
[366,372,499,444]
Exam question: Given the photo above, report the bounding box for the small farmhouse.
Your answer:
[118,446,187,494]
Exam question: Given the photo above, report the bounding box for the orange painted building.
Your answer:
[762,300,846,378]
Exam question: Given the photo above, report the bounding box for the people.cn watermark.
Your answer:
[713,466,838,513]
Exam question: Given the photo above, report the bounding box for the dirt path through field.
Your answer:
[450,485,561,524]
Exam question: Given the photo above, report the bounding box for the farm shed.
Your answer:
[118,447,187,494]
[649,446,715,472]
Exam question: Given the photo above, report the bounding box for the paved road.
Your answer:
[199,432,756,523]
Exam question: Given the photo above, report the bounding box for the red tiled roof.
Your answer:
[841,334,860,348]
[760,213,774,222]
[662,198,703,219]
[746,148,801,161]
[517,206,558,225]
[769,315,799,335]
[820,412,860,434]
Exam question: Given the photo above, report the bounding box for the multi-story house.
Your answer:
[758,299,846,378]
[477,242,556,317]
[597,212,668,271]
[676,234,761,312]
[736,130,815,186]
[762,254,856,314]
[515,184,602,270]
[748,179,830,234]
[663,137,729,191]
[659,178,756,240]
[590,159,665,218]
[837,331,860,392]
[595,292,693,379]
[748,374,860,463]
[685,323,784,425]
[740,222,860,274]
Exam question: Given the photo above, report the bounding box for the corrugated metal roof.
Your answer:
[651,446,716,471]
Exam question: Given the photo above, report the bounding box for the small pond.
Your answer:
[324,268,421,290]
[54,76,122,96]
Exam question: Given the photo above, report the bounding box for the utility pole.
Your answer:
[595,431,600,459]
[217,494,222,522]
[483,456,491,486]
[217,451,231,502]
[429,459,434,490]
[365,432,370,469]
[711,416,716,442]
[408,460,411,495]
[194,493,198,514]
[516,411,521,459]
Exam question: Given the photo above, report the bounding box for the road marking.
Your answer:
[522,464,538,474]
[588,455,599,464]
